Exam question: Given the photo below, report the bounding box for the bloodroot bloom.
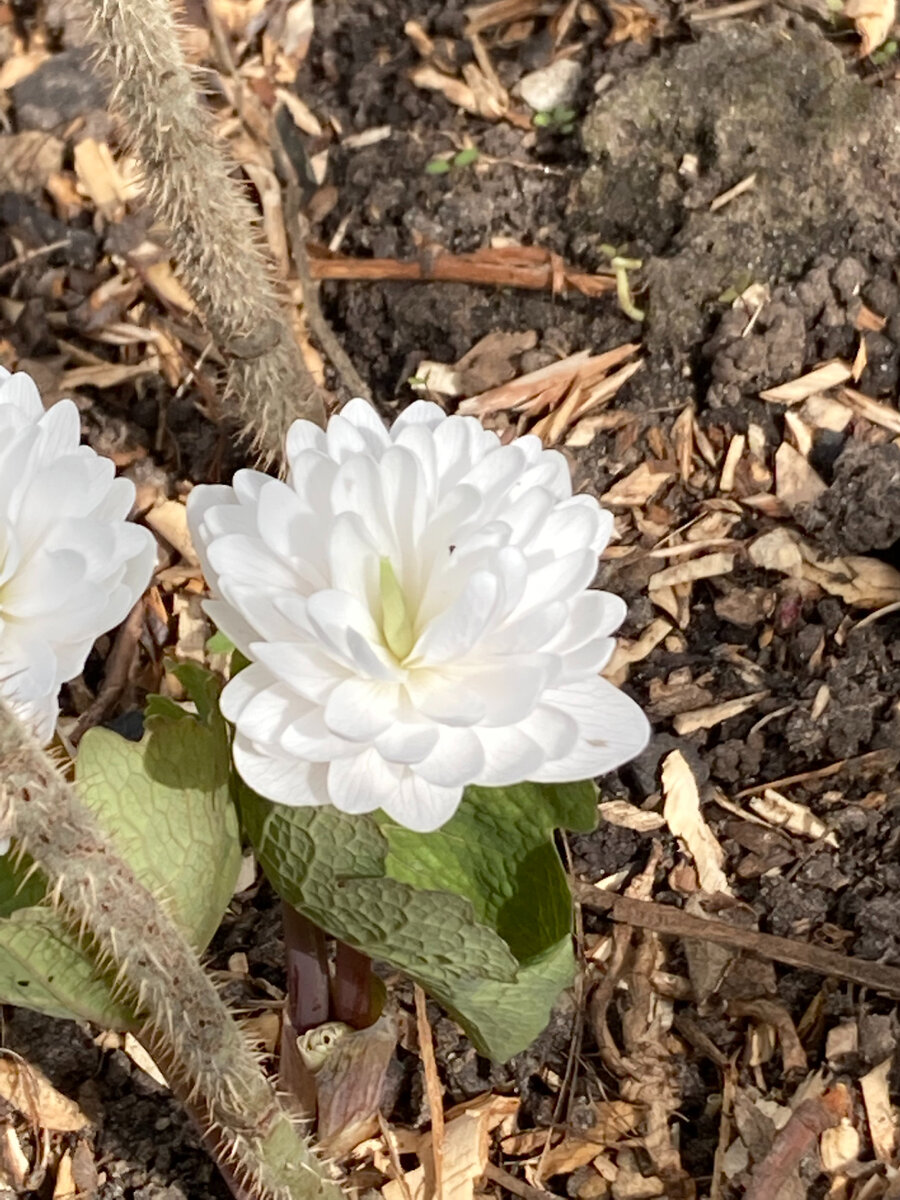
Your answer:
[188,399,650,832]
[0,367,156,743]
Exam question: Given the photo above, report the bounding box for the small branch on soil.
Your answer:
[81,0,328,464]
[732,747,897,798]
[285,207,371,401]
[0,699,341,1200]
[307,245,618,299]
[483,1162,557,1200]
[573,880,900,996]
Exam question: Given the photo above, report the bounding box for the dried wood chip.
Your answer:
[854,303,887,333]
[774,441,827,510]
[73,139,138,222]
[709,172,757,212]
[53,1149,76,1200]
[819,1120,860,1171]
[536,1102,639,1177]
[602,461,675,507]
[648,551,735,590]
[61,362,159,390]
[759,360,852,404]
[461,343,639,419]
[673,691,768,735]
[530,359,642,444]
[465,0,551,35]
[748,789,837,846]
[598,800,666,832]
[603,616,672,685]
[798,394,853,433]
[383,1096,517,1200]
[0,1059,88,1133]
[276,87,323,137]
[783,411,814,457]
[146,499,198,565]
[662,750,732,895]
[719,433,745,492]
[840,386,900,435]
[860,1058,897,1162]
[565,409,634,448]
[749,527,900,608]
[671,406,694,481]
[728,998,807,1073]
[852,336,868,382]
[844,0,896,54]
[0,1126,29,1191]
[411,63,483,114]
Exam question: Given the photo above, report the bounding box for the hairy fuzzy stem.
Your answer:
[0,700,340,1200]
[78,0,328,462]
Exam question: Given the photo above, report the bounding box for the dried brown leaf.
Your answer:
[0,1059,88,1133]
[662,750,732,895]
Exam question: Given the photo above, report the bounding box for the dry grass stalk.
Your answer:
[81,0,327,464]
[458,343,640,443]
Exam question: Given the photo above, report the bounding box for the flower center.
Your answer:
[379,557,415,663]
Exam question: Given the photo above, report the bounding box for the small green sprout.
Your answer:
[871,38,898,64]
[533,105,577,134]
[425,147,480,175]
[453,146,480,167]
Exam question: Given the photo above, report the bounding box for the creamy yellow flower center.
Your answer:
[379,557,415,663]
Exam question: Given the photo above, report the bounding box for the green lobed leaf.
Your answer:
[244,778,597,1060]
[0,665,242,1026]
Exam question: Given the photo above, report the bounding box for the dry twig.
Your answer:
[574,881,900,995]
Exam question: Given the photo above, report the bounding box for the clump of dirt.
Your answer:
[575,19,900,360]
[801,440,900,554]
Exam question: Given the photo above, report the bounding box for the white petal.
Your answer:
[532,679,651,780]
[414,727,484,786]
[473,724,545,786]
[390,399,446,434]
[324,677,397,740]
[338,398,391,449]
[233,734,328,806]
[373,721,439,765]
[412,570,499,663]
[381,771,463,832]
[209,534,300,593]
[327,749,399,813]
[285,417,327,462]
[0,371,43,420]
[187,484,240,589]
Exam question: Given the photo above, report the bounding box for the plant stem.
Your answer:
[331,941,375,1029]
[0,699,341,1200]
[283,902,330,1034]
[80,0,328,464]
